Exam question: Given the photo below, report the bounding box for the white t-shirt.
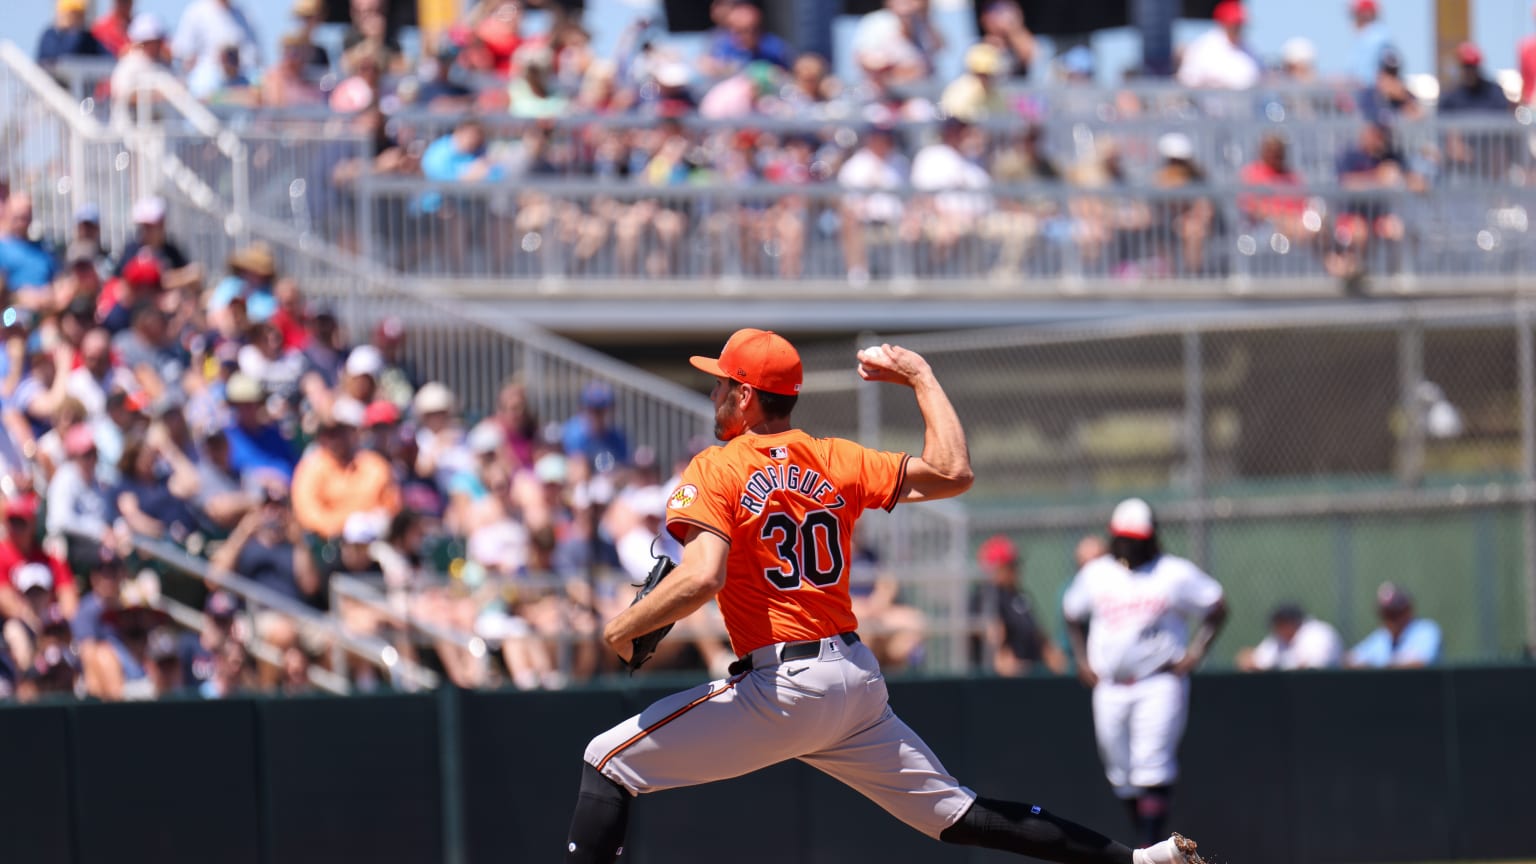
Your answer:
[1250,618,1343,670]
[837,148,909,223]
[1063,553,1224,682]
[910,143,992,219]
[851,10,923,75]
[1176,29,1261,90]
[171,0,260,77]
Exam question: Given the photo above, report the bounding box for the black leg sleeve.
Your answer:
[1132,786,1173,847]
[940,797,1135,864]
[564,762,633,863]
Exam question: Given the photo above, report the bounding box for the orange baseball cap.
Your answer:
[690,328,803,396]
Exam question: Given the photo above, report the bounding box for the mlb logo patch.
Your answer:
[769,446,787,459]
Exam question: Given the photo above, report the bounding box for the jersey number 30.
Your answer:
[761,510,844,590]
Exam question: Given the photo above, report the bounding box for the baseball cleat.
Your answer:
[1135,833,1206,864]
[1171,833,1206,864]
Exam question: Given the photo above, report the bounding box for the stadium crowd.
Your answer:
[29,0,1535,284]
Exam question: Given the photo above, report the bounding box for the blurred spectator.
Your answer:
[1057,45,1095,84]
[1358,50,1423,122]
[1278,37,1317,83]
[970,535,1067,676]
[17,620,81,702]
[412,382,468,489]
[112,431,200,544]
[0,194,57,304]
[422,119,505,185]
[2,564,60,671]
[208,485,321,649]
[1439,42,1513,114]
[199,42,256,104]
[172,0,260,93]
[280,645,315,695]
[1348,0,1394,84]
[0,497,78,623]
[853,0,942,84]
[208,243,278,324]
[1151,132,1216,273]
[200,639,252,698]
[849,546,927,670]
[288,0,332,79]
[941,44,1008,122]
[838,122,910,284]
[699,60,781,119]
[343,0,398,57]
[114,305,186,401]
[977,0,1037,78]
[300,306,346,387]
[71,203,111,269]
[45,424,112,548]
[37,0,110,66]
[372,317,419,408]
[261,32,326,108]
[66,327,130,419]
[1522,4,1536,107]
[178,589,239,691]
[911,117,992,257]
[781,53,838,113]
[1237,604,1343,671]
[92,0,137,57]
[338,344,385,414]
[116,196,194,285]
[508,46,569,119]
[494,378,538,473]
[109,14,173,125]
[1176,1,1259,91]
[193,429,252,531]
[331,39,385,113]
[562,381,628,469]
[291,402,401,540]
[698,1,790,79]
[90,571,170,701]
[991,123,1061,183]
[463,0,525,77]
[237,322,307,405]
[1239,134,1322,250]
[417,44,474,111]
[145,628,184,698]
[1330,121,1422,279]
[1347,582,1441,668]
[222,372,298,484]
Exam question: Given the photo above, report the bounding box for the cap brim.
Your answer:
[690,355,727,379]
[1110,526,1153,540]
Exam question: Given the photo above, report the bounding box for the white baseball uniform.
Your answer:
[1062,553,1223,798]
[1249,617,1343,670]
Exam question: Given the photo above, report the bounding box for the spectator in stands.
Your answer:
[145,628,184,698]
[507,46,569,119]
[0,194,57,304]
[699,60,782,119]
[698,1,790,80]
[199,42,256,105]
[37,0,110,67]
[1439,42,1513,114]
[280,646,315,695]
[1237,603,1343,671]
[941,44,1009,122]
[1348,582,1441,668]
[208,484,321,651]
[1057,45,1095,85]
[113,305,186,402]
[3,563,61,672]
[1277,37,1317,84]
[193,429,251,531]
[70,203,111,271]
[1152,132,1216,274]
[1330,120,1422,280]
[413,382,468,489]
[172,0,260,95]
[0,497,78,624]
[46,425,113,550]
[291,402,401,540]
[371,317,418,408]
[260,32,326,108]
[88,571,167,701]
[911,117,993,261]
[92,0,137,57]
[112,430,200,544]
[838,121,910,285]
[72,546,120,691]
[337,344,384,416]
[415,43,474,111]
[970,535,1067,676]
[853,0,942,84]
[178,590,238,692]
[208,243,277,325]
[848,545,927,670]
[222,372,297,484]
[1348,0,1395,85]
[1176,1,1259,91]
[109,14,173,126]
[300,306,346,388]
[1358,50,1423,122]
[422,118,505,186]
[65,328,126,420]
[16,615,81,702]
[116,196,196,287]
[200,639,252,698]
[778,53,838,115]
[1239,133,1322,254]
[991,123,1060,183]
[331,39,384,113]
[288,0,332,80]
[562,381,628,470]
[237,322,309,408]
[977,0,1037,78]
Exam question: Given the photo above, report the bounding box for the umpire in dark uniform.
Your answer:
[971,535,1067,676]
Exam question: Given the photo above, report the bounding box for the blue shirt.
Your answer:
[707,30,791,72]
[562,414,628,468]
[0,237,57,291]
[208,275,277,322]
[1349,618,1441,667]
[1352,23,1394,83]
[419,135,506,215]
[224,421,297,483]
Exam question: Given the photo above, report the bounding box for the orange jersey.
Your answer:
[665,429,909,656]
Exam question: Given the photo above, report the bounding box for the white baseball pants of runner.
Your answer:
[585,635,977,839]
[1090,672,1189,798]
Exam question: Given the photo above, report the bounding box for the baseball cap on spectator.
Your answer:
[1061,45,1094,78]
[468,421,502,455]
[58,0,87,15]
[74,202,100,225]
[131,195,167,224]
[581,381,615,410]
[1457,42,1483,66]
[64,424,96,458]
[1211,1,1245,26]
[1270,603,1305,626]
[6,495,39,523]
[14,563,53,594]
[364,400,400,427]
[689,328,803,396]
[1350,0,1378,15]
[330,398,366,428]
[534,452,568,485]
[1378,48,1402,74]
[1109,498,1156,539]
[655,62,691,89]
[39,605,71,634]
[1158,132,1195,162]
[965,43,1005,77]
[229,244,277,279]
[121,253,162,288]
[205,590,240,620]
[104,574,170,627]
[225,372,263,405]
[375,316,405,345]
[413,382,455,416]
[1281,37,1316,66]
[1376,582,1413,613]
[65,241,98,266]
[346,345,384,378]
[215,340,242,368]
[976,535,1018,567]
[342,510,387,546]
[147,628,179,662]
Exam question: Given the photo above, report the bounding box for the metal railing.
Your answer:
[153,590,350,695]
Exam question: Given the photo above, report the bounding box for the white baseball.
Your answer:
[859,345,888,365]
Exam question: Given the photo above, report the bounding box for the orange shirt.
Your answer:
[665,429,908,656]
[290,447,401,539]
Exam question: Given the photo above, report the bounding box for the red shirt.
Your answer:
[1521,36,1536,105]
[1238,161,1306,220]
[91,12,130,57]
[0,538,76,593]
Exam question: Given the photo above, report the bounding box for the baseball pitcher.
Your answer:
[565,329,1206,864]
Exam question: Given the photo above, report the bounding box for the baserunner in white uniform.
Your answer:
[1064,498,1228,847]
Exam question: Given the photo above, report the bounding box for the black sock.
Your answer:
[940,797,1135,864]
[1133,787,1172,848]
[565,762,632,863]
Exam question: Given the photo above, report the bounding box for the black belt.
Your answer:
[729,632,860,676]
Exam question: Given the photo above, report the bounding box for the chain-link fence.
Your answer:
[796,302,1536,669]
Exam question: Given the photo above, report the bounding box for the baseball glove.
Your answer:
[625,553,677,673]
